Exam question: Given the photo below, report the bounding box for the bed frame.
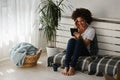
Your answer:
[56,16,120,56]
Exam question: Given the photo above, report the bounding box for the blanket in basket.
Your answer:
[10,42,37,66]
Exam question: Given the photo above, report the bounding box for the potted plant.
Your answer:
[37,0,69,57]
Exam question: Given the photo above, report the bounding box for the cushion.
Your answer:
[76,56,93,71]
[48,51,94,71]
[47,50,66,67]
[88,56,120,76]
[53,52,66,68]
[47,55,54,67]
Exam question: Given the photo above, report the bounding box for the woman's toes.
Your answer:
[68,67,75,76]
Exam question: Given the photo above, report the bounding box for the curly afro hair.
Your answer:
[71,8,93,24]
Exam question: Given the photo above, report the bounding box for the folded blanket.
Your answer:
[10,42,37,66]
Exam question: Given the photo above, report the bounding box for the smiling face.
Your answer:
[75,17,88,33]
[75,17,87,29]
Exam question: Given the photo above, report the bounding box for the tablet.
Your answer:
[70,28,78,36]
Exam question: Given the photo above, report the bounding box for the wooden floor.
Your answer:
[0,52,104,80]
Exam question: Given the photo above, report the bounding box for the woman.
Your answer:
[62,8,95,76]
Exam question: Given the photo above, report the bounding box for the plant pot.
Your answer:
[46,47,60,57]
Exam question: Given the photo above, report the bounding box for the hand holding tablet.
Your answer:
[70,28,78,36]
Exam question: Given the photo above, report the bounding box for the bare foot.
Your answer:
[62,67,69,75]
[67,67,75,76]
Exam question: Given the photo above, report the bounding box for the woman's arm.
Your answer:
[83,38,91,46]
[73,32,91,46]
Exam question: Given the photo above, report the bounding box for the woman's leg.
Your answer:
[68,38,89,75]
[62,38,76,75]
[64,38,76,67]
[70,38,90,67]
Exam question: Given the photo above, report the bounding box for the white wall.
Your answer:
[40,0,120,51]
[63,0,120,19]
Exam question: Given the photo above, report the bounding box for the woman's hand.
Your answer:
[78,26,86,33]
[75,18,87,34]
[73,32,81,39]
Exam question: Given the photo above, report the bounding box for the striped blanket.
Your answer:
[88,56,120,76]
[47,52,66,68]
[48,53,120,77]
[47,52,93,71]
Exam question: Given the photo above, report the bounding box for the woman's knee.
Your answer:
[68,38,76,43]
[66,38,76,47]
[76,38,84,44]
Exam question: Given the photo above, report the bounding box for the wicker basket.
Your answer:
[21,49,42,68]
